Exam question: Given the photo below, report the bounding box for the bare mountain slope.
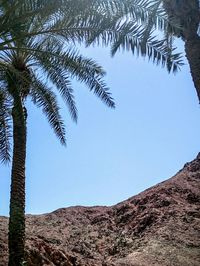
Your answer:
[0,155,200,265]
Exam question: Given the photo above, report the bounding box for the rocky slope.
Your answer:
[0,155,200,266]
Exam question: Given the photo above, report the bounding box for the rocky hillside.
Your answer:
[0,155,200,266]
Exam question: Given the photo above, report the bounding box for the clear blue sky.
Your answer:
[1,40,200,216]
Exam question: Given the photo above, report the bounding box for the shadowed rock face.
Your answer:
[1,155,200,266]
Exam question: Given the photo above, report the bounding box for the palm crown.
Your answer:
[0,0,117,163]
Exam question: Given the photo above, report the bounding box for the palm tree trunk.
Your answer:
[163,0,200,102]
[185,35,200,102]
[8,94,27,266]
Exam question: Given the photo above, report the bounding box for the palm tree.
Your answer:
[0,1,115,265]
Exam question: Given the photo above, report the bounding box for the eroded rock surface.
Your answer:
[1,155,200,265]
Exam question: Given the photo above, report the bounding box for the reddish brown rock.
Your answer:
[0,155,200,265]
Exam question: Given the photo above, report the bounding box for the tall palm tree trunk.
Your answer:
[163,0,200,102]
[185,34,200,102]
[8,93,27,266]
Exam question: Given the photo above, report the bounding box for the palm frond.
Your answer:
[40,63,78,122]
[30,42,115,108]
[23,39,77,122]
[57,48,116,108]
[30,76,66,145]
[85,19,183,73]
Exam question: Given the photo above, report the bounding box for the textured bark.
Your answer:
[163,0,200,102]
[8,94,27,266]
[185,36,200,102]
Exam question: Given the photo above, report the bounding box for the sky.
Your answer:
[1,39,200,216]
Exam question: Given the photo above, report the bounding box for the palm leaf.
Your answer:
[30,42,115,108]
[30,77,66,145]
